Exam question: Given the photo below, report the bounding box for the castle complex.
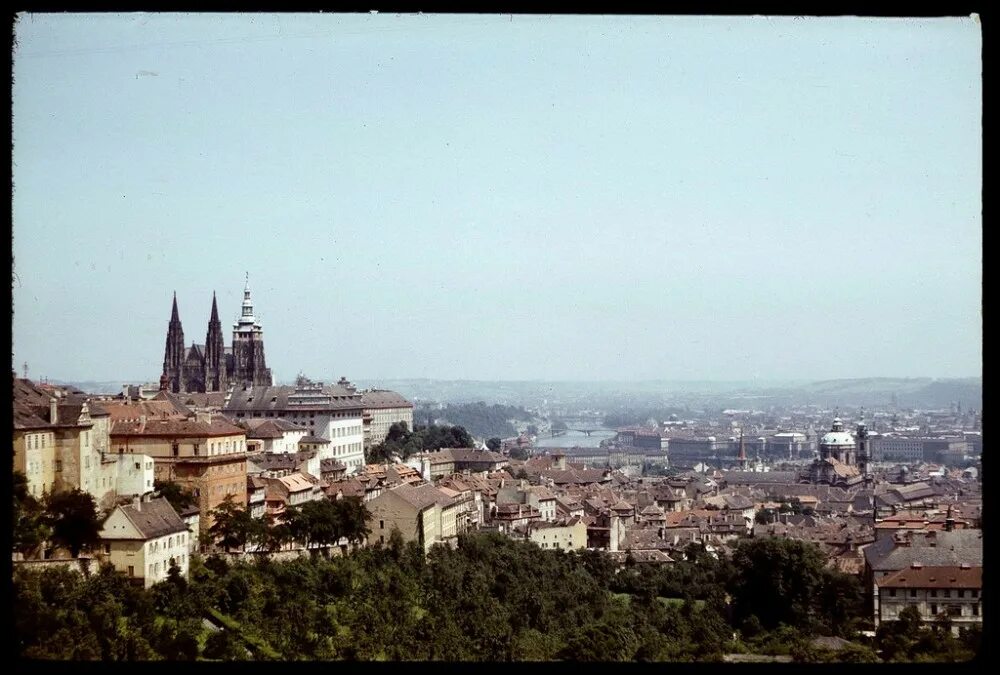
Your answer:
[161,277,273,393]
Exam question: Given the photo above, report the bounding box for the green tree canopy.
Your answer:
[209,495,260,551]
[13,471,49,557]
[154,479,196,513]
[44,488,100,557]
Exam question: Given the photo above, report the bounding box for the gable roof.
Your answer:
[117,498,187,540]
[388,483,452,511]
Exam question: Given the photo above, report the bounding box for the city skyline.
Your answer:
[12,14,982,383]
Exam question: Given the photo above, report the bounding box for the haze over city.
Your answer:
[12,14,981,384]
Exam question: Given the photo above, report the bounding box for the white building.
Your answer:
[361,389,414,450]
[113,453,156,498]
[528,517,587,551]
[98,497,190,588]
[224,380,366,474]
[242,418,309,454]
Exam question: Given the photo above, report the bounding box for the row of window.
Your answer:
[148,533,186,553]
[335,443,362,456]
[25,432,54,450]
[213,482,242,497]
[888,588,979,598]
[149,555,186,576]
[334,425,362,438]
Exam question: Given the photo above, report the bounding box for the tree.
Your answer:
[209,495,258,551]
[13,472,49,557]
[486,437,502,452]
[154,479,196,513]
[44,488,101,557]
[728,538,830,631]
[509,446,530,461]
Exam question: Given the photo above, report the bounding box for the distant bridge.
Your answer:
[550,428,604,437]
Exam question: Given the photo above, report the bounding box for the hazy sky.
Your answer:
[12,13,981,384]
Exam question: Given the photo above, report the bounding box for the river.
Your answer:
[533,428,617,448]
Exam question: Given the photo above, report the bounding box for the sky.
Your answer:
[12,13,982,384]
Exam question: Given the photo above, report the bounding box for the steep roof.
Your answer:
[389,483,452,511]
[117,498,187,540]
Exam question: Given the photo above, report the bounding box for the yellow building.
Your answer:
[98,497,190,588]
[366,482,461,552]
[528,517,588,551]
[110,414,248,530]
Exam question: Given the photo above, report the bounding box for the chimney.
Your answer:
[133,495,142,511]
[911,561,923,569]
[49,398,58,424]
[960,562,971,570]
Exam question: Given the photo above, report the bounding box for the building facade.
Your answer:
[361,389,415,450]
[110,416,249,530]
[223,379,366,473]
[98,497,190,588]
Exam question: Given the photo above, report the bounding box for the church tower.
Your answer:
[162,292,185,393]
[737,431,749,471]
[856,417,871,486]
[204,292,226,391]
[231,275,273,389]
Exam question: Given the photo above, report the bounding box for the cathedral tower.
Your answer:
[231,275,273,389]
[204,292,226,391]
[162,293,185,393]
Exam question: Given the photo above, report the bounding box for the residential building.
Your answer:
[365,483,459,552]
[110,415,248,530]
[877,563,982,635]
[98,497,190,588]
[406,447,509,481]
[528,517,587,551]
[14,377,154,509]
[223,379,365,473]
[361,389,414,450]
[240,418,309,454]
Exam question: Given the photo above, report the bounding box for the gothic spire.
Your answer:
[210,291,220,323]
[171,291,180,323]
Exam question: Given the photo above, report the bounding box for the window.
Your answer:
[972,590,979,598]
[380,520,384,529]
[889,589,897,597]
[958,590,965,598]
[931,590,937,598]
[127,565,134,577]
[172,443,179,457]
[104,543,111,554]
[931,604,938,615]
[944,590,950,598]
[910,589,917,598]
[973,604,980,616]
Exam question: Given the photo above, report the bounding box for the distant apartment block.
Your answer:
[361,389,414,450]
